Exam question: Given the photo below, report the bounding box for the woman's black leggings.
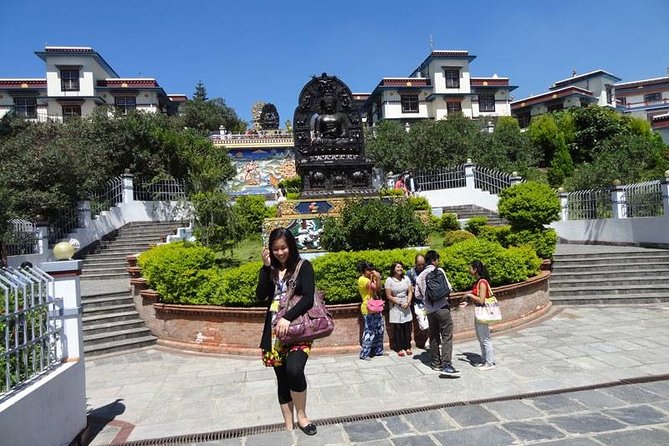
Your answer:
[274,349,308,404]
[392,321,412,351]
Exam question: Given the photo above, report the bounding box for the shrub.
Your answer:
[407,196,430,211]
[232,195,270,237]
[439,213,460,232]
[498,181,560,231]
[319,217,349,251]
[507,228,558,259]
[443,230,475,247]
[138,242,216,303]
[441,238,540,291]
[286,192,300,200]
[464,216,488,235]
[331,198,429,250]
[379,188,406,197]
[278,176,301,193]
[199,261,264,306]
[191,191,237,250]
[478,225,511,246]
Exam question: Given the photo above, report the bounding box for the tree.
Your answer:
[528,114,563,167]
[547,138,574,188]
[193,81,208,101]
[365,120,411,172]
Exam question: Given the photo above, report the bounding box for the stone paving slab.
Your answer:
[84,305,669,445]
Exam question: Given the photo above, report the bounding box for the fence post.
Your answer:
[611,180,626,219]
[39,259,84,360]
[464,159,475,190]
[36,221,49,254]
[122,171,134,203]
[662,171,669,217]
[558,188,569,221]
[509,171,523,187]
[77,200,91,228]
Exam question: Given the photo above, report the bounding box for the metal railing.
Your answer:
[474,166,516,194]
[133,177,187,201]
[48,207,81,245]
[567,188,612,220]
[414,165,466,191]
[3,220,39,256]
[89,176,124,217]
[621,180,663,217]
[1,266,60,397]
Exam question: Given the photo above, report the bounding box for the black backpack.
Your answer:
[425,268,450,305]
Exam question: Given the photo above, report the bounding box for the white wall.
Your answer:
[551,216,669,246]
[419,186,499,212]
[0,362,86,446]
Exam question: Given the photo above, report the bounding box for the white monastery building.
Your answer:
[0,46,185,121]
[363,50,516,126]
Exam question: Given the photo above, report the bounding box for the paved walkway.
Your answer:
[84,304,669,445]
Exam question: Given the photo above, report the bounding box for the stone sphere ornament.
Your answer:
[53,241,76,260]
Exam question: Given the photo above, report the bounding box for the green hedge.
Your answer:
[138,238,541,306]
[439,213,460,232]
[464,216,488,235]
[478,225,511,246]
[443,230,475,247]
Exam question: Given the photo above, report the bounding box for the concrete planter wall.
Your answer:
[130,267,551,356]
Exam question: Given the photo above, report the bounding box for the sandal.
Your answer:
[298,423,318,436]
[398,350,406,357]
[406,349,413,355]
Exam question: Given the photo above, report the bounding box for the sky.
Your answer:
[1,0,668,125]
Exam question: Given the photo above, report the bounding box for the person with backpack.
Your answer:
[414,250,460,377]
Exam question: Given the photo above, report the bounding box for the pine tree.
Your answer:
[193,81,207,101]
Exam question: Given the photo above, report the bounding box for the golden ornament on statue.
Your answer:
[53,241,76,260]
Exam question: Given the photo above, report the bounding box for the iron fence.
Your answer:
[414,165,466,191]
[1,266,60,397]
[133,177,187,201]
[89,176,124,217]
[474,166,517,195]
[567,188,612,220]
[48,207,81,245]
[3,220,39,256]
[620,180,663,218]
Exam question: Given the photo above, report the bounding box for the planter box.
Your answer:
[131,271,551,356]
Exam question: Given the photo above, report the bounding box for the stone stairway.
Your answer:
[441,204,507,226]
[80,221,180,357]
[550,244,669,305]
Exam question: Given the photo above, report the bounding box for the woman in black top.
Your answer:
[256,227,317,436]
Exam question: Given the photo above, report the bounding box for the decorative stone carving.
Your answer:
[259,103,279,130]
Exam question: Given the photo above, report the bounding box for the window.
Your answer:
[444,68,460,88]
[606,86,613,104]
[479,94,495,112]
[401,94,419,113]
[618,96,627,105]
[115,96,136,114]
[644,92,662,103]
[62,104,82,120]
[14,97,37,118]
[60,69,80,91]
[446,101,462,114]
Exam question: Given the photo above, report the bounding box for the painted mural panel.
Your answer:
[228,148,296,196]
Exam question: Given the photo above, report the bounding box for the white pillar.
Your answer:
[122,172,134,203]
[662,172,669,217]
[76,200,91,228]
[40,260,84,361]
[509,171,523,186]
[36,224,49,255]
[611,182,626,219]
[464,159,475,190]
[558,189,569,221]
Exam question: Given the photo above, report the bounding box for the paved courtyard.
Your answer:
[84,305,669,445]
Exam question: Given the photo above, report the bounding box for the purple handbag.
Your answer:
[273,260,335,344]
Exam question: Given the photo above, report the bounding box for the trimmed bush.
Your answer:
[319,217,348,252]
[498,181,560,231]
[232,195,272,237]
[439,213,460,232]
[407,196,430,211]
[465,216,488,235]
[443,230,475,247]
[507,228,558,259]
[138,242,216,303]
[478,225,511,246]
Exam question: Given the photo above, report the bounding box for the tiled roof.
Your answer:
[551,69,621,89]
[511,86,593,109]
[614,76,669,90]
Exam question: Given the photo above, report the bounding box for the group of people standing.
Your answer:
[255,227,497,436]
[357,251,497,376]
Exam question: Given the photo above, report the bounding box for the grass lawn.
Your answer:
[231,234,263,264]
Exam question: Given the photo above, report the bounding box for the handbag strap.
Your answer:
[281,259,304,306]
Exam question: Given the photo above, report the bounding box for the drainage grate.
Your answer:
[114,373,669,445]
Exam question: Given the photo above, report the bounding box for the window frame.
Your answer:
[446,101,462,114]
[14,97,37,118]
[400,94,419,113]
[644,92,662,104]
[61,104,82,120]
[114,96,137,114]
[444,68,460,89]
[60,69,80,92]
[479,94,496,113]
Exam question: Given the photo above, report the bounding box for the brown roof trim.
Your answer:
[511,86,593,109]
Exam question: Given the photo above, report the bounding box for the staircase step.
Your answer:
[550,283,669,297]
[82,266,128,275]
[553,251,669,260]
[550,276,667,288]
[83,303,135,316]
[551,268,669,279]
[551,262,669,273]
[82,311,140,324]
[82,294,134,309]
[83,319,148,336]
[80,272,131,280]
[83,335,157,357]
[82,259,129,267]
[551,255,669,266]
[83,327,154,346]
[551,292,669,305]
